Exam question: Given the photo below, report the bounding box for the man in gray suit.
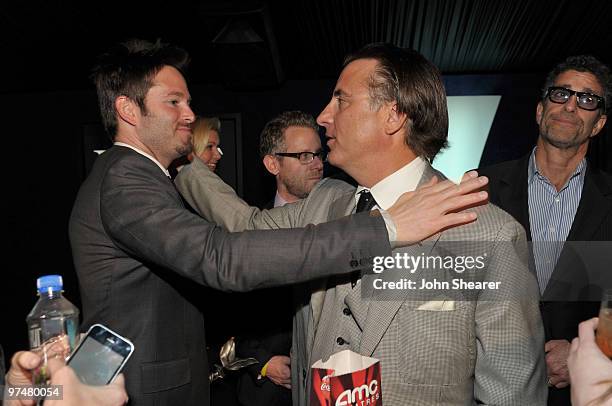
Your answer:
[69,40,488,406]
[176,43,547,405]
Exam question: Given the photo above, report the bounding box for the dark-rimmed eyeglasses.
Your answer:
[545,86,605,111]
[275,150,327,164]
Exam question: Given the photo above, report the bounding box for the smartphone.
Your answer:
[67,324,134,386]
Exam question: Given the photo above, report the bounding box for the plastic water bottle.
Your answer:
[26,275,79,383]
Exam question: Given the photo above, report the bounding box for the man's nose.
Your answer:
[183,105,196,123]
[564,95,578,112]
[317,102,333,127]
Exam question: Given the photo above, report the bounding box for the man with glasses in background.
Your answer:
[177,111,325,406]
[237,111,324,406]
[481,55,612,406]
[261,111,326,207]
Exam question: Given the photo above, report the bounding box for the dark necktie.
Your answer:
[356,190,378,213]
[351,190,378,288]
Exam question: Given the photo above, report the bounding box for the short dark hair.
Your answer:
[259,111,319,158]
[343,43,448,161]
[91,39,190,138]
[542,55,611,114]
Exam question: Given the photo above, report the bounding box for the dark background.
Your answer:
[2,0,611,367]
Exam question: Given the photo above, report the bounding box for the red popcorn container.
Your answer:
[311,350,382,406]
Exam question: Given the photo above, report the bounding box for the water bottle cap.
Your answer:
[37,275,63,294]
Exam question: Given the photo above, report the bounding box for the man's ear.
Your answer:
[536,101,544,126]
[590,114,607,138]
[115,96,138,127]
[384,103,408,135]
[263,155,280,176]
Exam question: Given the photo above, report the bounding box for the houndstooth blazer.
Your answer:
[175,158,547,406]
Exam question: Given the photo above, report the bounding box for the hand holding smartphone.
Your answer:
[67,324,134,386]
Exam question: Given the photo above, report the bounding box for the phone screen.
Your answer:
[68,325,133,386]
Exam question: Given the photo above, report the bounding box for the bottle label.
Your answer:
[28,327,42,349]
[28,321,74,385]
[66,318,77,350]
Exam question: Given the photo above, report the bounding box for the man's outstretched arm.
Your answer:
[175,157,489,245]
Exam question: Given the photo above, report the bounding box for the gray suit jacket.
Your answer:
[176,158,547,405]
[69,147,391,406]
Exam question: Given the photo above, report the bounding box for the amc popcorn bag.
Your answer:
[311,350,382,406]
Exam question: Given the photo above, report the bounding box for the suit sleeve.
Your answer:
[100,156,391,292]
[175,156,306,231]
[473,220,547,405]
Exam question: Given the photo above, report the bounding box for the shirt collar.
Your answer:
[355,157,427,210]
[528,147,587,190]
[274,192,289,208]
[114,142,171,178]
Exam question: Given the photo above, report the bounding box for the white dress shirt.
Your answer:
[355,156,427,210]
[273,192,289,208]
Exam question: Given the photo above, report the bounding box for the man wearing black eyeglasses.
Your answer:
[234,111,325,406]
[263,111,325,207]
[481,55,611,406]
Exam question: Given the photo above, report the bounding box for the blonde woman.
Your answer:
[189,116,223,171]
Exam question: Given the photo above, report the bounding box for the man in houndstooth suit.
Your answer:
[176,43,547,405]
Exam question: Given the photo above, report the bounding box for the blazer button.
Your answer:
[336,337,346,345]
[350,259,359,268]
[343,308,351,316]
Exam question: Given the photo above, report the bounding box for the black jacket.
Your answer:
[480,154,612,406]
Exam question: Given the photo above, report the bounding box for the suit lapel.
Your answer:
[329,189,357,219]
[496,155,531,240]
[543,166,612,299]
[354,243,438,356]
[566,166,612,241]
[352,163,441,356]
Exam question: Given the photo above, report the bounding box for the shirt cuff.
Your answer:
[379,209,397,247]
